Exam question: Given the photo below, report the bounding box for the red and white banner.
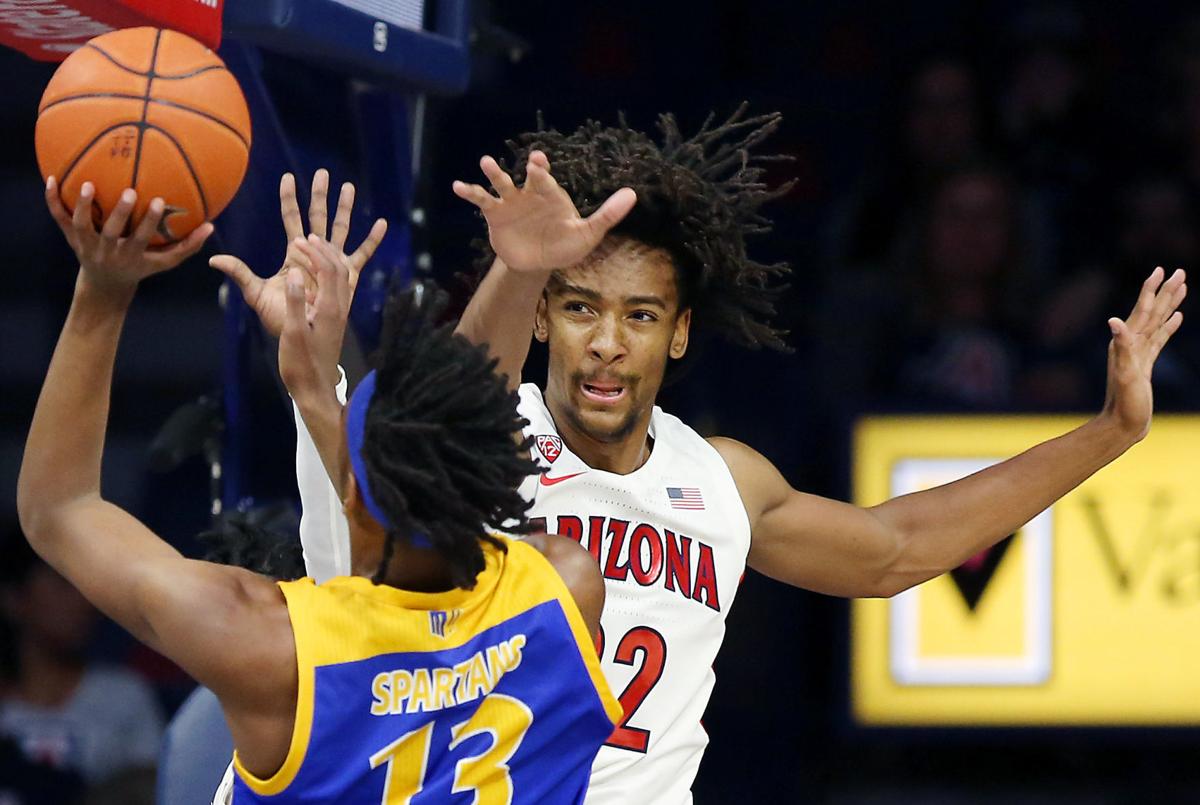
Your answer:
[0,0,223,62]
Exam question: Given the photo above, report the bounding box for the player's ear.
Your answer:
[669,308,691,359]
[534,291,550,344]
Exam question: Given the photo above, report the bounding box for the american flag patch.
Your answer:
[667,487,705,510]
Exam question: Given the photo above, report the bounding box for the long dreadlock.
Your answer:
[363,285,538,588]
[478,103,795,350]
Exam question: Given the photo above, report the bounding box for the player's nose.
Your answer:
[587,315,627,363]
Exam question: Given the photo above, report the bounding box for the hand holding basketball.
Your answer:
[452,150,637,272]
[45,175,213,298]
[1101,266,1187,442]
[210,169,388,339]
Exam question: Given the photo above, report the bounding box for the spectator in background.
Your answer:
[1159,14,1200,192]
[826,52,990,272]
[1026,175,1200,409]
[819,162,1033,412]
[998,2,1103,276]
[0,534,162,804]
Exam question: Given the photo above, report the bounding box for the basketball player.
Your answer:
[262,111,1185,804]
[19,180,620,803]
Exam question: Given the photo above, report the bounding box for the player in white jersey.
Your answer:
[217,111,1187,804]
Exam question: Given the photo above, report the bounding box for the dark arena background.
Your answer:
[2,1,1200,803]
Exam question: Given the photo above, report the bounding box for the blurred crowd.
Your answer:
[816,8,1200,416]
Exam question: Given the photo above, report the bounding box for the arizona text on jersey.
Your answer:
[516,385,751,805]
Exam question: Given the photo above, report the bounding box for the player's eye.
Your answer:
[630,310,658,323]
[564,301,593,315]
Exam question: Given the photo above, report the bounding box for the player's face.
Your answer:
[536,238,691,445]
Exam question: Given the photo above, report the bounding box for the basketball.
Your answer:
[34,27,251,244]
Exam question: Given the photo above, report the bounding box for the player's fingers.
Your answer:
[128,197,165,250]
[528,149,550,170]
[349,218,388,272]
[44,177,74,233]
[1126,266,1165,332]
[282,266,308,340]
[306,237,348,321]
[101,188,136,241]
[279,173,305,241]
[72,181,96,237]
[285,246,314,273]
[309,168,330,239]
[209,253,261,295]
[480,156,517,198]
[585,187,637,235]
[1157,270,1187,327]
[525,161,561,197]
[1108,317,1132,365]
[146,223,213,272]
[330,182,355,252]
[1149,311,1184,364]
[313,235,350,284]
[452,181,498,211]
[1145,268,1186,331]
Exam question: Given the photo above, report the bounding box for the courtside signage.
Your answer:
[851,415,1200,726]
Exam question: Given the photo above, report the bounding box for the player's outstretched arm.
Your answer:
[17,181,294,708]
[720,267,1186,599]
[453,151,636,389]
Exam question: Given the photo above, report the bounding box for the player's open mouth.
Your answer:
[580,381,626,405]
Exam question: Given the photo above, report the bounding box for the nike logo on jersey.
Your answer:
[539,471,586,487]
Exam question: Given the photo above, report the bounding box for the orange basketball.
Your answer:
[35,27,251,244]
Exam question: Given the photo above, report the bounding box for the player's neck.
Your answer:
[550,400,653,475]
[353,542,458,594]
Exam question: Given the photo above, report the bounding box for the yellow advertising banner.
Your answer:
[851,415,1200,726]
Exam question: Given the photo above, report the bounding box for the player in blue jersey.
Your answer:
[18,179,621,804]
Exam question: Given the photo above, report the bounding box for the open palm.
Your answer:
[453,150,636,272]
[210,169,387,338]
[1103,266,1187,441]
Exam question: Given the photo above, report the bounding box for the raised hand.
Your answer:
[45,177,212,297]
[278,235,354,409]
[1102,266,1187,441]
[210,169,387,338]
[452,150,636,272]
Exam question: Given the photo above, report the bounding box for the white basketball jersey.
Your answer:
[515,384,752,805]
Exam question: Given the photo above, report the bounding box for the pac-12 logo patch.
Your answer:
[536,435,563,463]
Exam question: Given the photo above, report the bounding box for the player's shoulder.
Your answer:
[516,533,597,589]
[705,435,773,472]
[514,533,604,631]
[705,436,791,518]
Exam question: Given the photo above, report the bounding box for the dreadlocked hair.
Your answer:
[477,103,795,350]
[363,284,539,589]
[198,512,306,581]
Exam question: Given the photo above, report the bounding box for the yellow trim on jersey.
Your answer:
[232,535,619,796]
[231,597,315,796]
[511,540,623,726]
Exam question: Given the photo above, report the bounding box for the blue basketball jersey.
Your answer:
[231,536,620,804]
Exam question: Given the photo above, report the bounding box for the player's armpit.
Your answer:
[709,436,903,598]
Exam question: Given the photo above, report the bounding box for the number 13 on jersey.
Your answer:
[369,693,534,804]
